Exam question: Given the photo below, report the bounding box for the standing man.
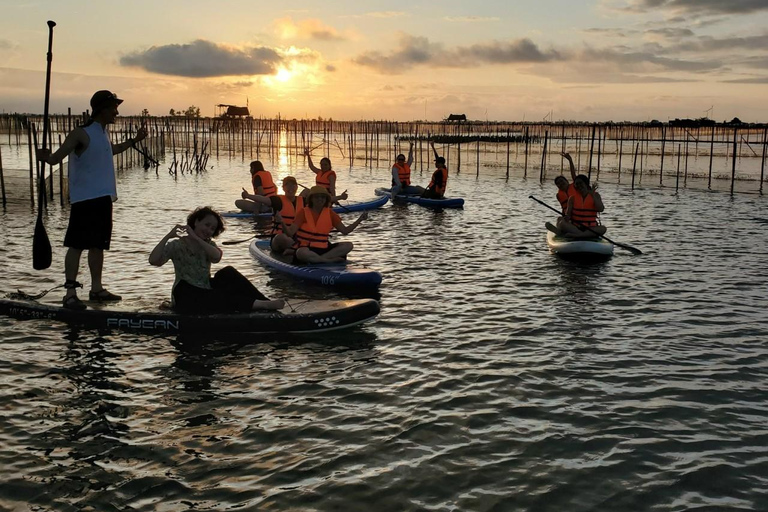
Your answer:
[38,90,147,310]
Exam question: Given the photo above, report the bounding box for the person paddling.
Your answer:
[391,142,424,196]
[558,175,606,239]
[421,142,448,199]
[149,206,284,313]
[238,176,303,255]
[285,186,368,264]
[37,90,147,310]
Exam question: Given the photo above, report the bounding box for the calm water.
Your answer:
[0,149,767,512]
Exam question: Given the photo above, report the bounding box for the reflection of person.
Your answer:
[37,90,147,310]
[239,176,303,255]
[391,142,424,196]
[149,206,284,313]
[559,175,606,238]
[285,186,368,264]
[421,142,448,199]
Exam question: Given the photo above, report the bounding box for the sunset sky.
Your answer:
[1,0,767,122]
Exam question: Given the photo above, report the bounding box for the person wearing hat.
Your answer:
[391,141,425,197]
[238,176,304,255]
[421,141,449,199]
[37,90,147,310]
[284,186,368,264]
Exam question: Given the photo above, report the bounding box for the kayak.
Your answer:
[0,295,380,335]
[222,195,389,218]
[249,240,382,287]
[374,187,464,208]
[546,230,614,259]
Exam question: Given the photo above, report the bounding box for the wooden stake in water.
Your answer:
[730,128,738,196]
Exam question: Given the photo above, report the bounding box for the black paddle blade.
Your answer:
[33,219,52,270]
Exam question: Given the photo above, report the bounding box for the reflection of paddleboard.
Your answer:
[222,195,389,218]
[546,230,614,260]
[374,187,464,208]
[0,295,380,334]
[249,240,382,288]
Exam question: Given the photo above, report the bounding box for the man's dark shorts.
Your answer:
[64,195,113,250]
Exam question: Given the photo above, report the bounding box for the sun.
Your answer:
[275,67,293,82]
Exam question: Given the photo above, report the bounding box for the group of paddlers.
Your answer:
[547,152,607,239]
[35,89,454,314]
[233,141,451,261]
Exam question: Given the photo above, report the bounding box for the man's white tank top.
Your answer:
[68,122,117,204]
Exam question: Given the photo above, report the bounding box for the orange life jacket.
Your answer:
[557,183,577,213]
[252,170,277,197]
[316,169,336,192]
[272,195,304,236]
[294,207,334,249]
[393,162,411,186]
[427,167,448,197]
[570,192,599,227]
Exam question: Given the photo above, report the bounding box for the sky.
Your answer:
[1,0,768,122]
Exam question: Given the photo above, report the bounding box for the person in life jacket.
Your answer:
[300,150,348,204]
[391,142,425,197]
[547,152,580,234]
[239,176,304,255]
[421,142,448,199]
[235,160,277,213]
[284,186,368,264]
[559,174,606,238]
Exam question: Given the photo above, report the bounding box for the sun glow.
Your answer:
[275,67,293,82]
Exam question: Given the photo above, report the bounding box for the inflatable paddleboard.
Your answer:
[374,187,464,208]
[222,195,389,218]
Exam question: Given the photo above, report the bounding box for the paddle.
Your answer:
[222,233,272,245]
[33,20,56,271]
[529,195,642,255]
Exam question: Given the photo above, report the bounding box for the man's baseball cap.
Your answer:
[90,90,123,114]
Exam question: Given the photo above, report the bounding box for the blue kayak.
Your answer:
[223,195,389,218]
[374,187,464,209]
[249,240,382,288]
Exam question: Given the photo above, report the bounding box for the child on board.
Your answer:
[284,186,368,264]
[391,142,425,196]
[239,176,303,255]
[558,175,607,239]
[421,142,448,199]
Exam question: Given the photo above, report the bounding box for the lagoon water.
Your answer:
[0,146,767,511]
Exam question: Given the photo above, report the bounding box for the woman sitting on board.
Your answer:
[556,175,606,239]
[238,176,303,255]
[421,142,448,199]
[284,186,368,264]
[391,142,425,197]
[236,160,277,213]
[546,152,579,234]
[300,150,348,203]
[149,206,284,314]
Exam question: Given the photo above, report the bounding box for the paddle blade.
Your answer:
[33,218,52,270]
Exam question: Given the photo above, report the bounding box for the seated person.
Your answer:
[148,206,284,313]
[239,176,303,255]
[235,160,276,213]
[421,142,448,199]
[284,186,368,264]
[557,175,606,239]
[391,142,425,196]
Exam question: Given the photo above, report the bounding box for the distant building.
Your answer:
[446,114,467,122]
[216,104,251,118]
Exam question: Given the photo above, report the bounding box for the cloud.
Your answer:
[120,40,282,77]
[669,33,768,53]
[623,0,768,15]
[643,27,695,41]
[443,16,501,22]
[274,17,346,41]
[721,76,768,83]
[353,35,561,71]
[326,64,337,72]
[0,39,13,50]
[342,11,406,18]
